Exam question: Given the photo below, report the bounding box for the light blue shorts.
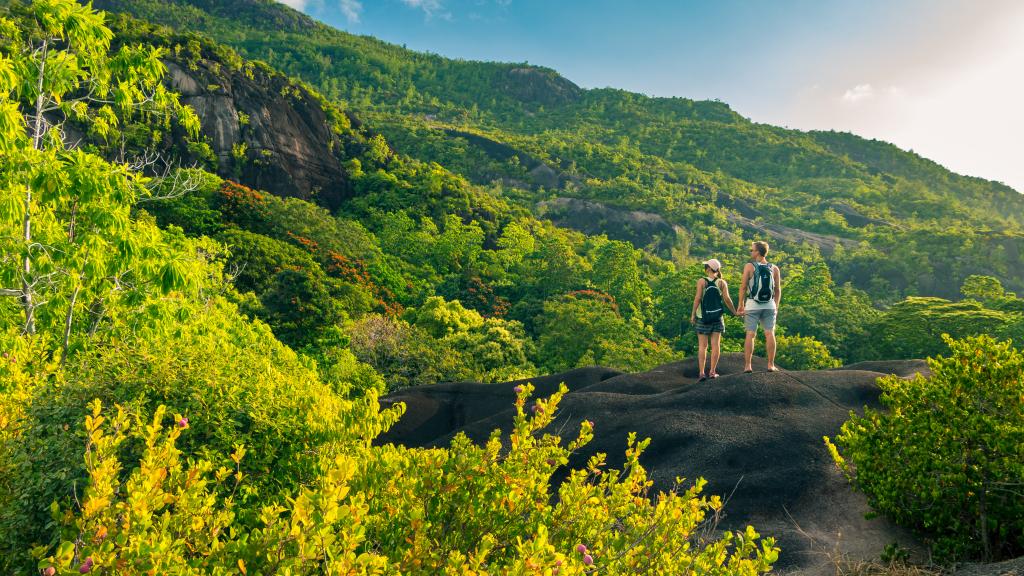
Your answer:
[744,308,777,332]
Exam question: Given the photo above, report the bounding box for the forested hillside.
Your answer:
[1,1,1022,572]
[70,0,1023,371]
[0,0,1014,380]
[89,0,1024,302]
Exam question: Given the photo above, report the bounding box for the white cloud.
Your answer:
[278,0,362,22]
[400,0,449,19]
[841,83,874,103]
[840,84,905,106]
[339,0,363,22]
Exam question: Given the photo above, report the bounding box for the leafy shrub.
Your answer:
[826,335,1024,562]
[348,313,453,389]
[850,297,1013,362]
[40,401,391,575]
[960,275,1013,307]
[37,388,778,575]
[0,296,390,569]
[350,301,536,389]
[217,228,318,294]
[402,296,536,382]
[759,334,841,371]
[260,267,347,349]
[536,293,678,373]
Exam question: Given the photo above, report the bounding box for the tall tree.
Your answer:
[0,0,199,358]
[591,239,651,320]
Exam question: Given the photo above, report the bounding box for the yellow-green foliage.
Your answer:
[40,401,393,575]
[0,3,779,573]
[0,293,398,567]
[772,334,841,371]
[35,386,777,575]
[827,335,1024,562]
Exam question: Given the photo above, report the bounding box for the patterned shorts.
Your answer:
[694,318,725,334]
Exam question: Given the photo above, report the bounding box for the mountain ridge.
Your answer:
[88,0,1024,305]
[91,0,1019,195]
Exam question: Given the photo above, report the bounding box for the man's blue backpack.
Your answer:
[750,262,775,304]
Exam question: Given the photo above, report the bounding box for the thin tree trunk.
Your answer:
[21,39,50,335]
[59,201,83,363]
[87,297,106,338]
[979,478,993,561]
[67,200,78,243]
[60,284,80,365]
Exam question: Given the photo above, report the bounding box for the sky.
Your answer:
[280,0,1024,192]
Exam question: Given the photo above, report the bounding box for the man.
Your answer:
[737,241,782,372]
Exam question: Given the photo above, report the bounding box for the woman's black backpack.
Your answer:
[750,262,775,303]
[701,278,725,322]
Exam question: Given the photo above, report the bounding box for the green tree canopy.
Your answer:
[0,0,199,359]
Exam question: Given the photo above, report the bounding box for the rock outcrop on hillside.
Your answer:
[955,556,1024,576]
[378,354,932,575]
[164,59,354,209]
[503,67,582,106]
[536,197,679,252]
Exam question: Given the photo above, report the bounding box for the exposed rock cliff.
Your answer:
[503,66,582,107]
[164,58,354,209]
[537,197,679,252]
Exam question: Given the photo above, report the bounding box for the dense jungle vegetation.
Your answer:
[1,0,1021,572]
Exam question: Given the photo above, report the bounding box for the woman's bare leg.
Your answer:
[697,333,708,377]
[710,331,722,374]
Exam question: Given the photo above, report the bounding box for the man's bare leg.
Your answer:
[766,330,778,371]
[744,331,755,372]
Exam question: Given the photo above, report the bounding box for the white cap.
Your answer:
[703,258,722,271]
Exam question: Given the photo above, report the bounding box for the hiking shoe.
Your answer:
[698,373,707,381]
[709,372,719,379]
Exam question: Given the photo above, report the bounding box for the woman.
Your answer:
[690,258,740,381]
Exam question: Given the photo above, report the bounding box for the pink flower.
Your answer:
[513,385,523,394]
[79,557,93,573]
[583,554,594,566]
[43,567,56,576]
[177,417,189,428]
[576,544,588,554]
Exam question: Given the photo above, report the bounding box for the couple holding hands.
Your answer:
[689,241,781,381]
